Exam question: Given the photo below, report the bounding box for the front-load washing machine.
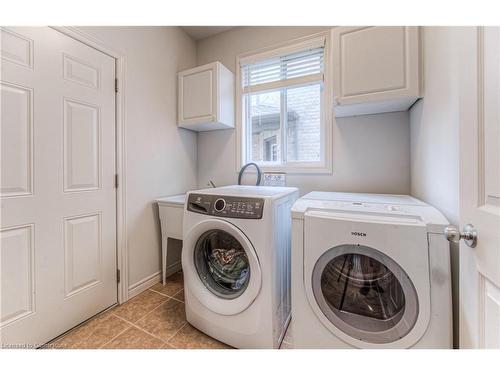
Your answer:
[182,185,299,348]
[291,192,452,348]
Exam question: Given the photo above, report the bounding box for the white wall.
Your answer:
[195,26,411,195]
[410,27,463,348]
[79,27,198,291]
[198,112,411,194]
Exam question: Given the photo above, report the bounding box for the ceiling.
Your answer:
[181,26,235,41]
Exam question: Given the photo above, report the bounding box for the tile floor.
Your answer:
[49,271,231,349]
[48,270,294,349]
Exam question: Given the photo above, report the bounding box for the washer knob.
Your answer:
[214,198,226,212]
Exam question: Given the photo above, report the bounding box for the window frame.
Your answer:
[235,32,333,174]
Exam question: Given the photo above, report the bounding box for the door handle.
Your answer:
[444,224,477,248]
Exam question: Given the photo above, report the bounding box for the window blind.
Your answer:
[241,46,324,94]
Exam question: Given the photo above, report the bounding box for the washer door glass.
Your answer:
[312,244,419,344]
[194,229,251,299]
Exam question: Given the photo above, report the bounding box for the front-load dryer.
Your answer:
[182,185,299,348]
[291,192,452,348]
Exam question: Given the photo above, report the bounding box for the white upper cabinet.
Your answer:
[178,61,234,131]
[332,26,421,117]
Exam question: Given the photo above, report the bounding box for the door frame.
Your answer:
[50,26,129,304]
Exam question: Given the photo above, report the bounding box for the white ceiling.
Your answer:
[181,26,235,41]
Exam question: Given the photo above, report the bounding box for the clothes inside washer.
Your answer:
[208,248,249,289]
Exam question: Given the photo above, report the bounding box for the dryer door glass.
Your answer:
[194,229,250,299]
[312,244,419,344]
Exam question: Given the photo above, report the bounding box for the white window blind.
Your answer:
[241,45,324,94]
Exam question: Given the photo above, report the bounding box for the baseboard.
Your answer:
[127,262,182,301]
[127,271,161,299]
[165,261,182,278]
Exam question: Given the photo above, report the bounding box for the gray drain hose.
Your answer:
[238,163,262,186]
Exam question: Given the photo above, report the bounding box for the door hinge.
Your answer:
[116,269,121,283]
[115,78,118,93]
[115,174,119,188]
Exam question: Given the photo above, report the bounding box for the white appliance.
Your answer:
[291,192,452,349]
[182,185,299,348]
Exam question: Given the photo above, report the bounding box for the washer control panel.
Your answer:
[187,194,264,219]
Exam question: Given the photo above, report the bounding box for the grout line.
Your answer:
[148,288,171,298]
[171,289,184,303]
[111,313,170,345]
[98,324,133,349]
[128,323,168,346]
[134,298,188,346]
[54,286,185,349]
[148,287,183,300]
[46,306,118,347]
[136,287,186,348]
[112,291,168,325]
[165,321,189,348]
[133,297,173,325]
[111,299,189,348]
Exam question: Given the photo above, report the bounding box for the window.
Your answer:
[264,135,278,162]
[237,35,332,173]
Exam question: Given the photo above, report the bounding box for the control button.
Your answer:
[214,198,226,212]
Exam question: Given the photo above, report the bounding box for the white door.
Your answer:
[458,27,500,348]
[1,27,117,347]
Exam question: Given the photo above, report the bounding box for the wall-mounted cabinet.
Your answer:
[178,61,234,131]
[332,26,421,117]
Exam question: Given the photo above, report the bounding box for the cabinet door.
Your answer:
[178,64,217,126]
[332,26,420,107]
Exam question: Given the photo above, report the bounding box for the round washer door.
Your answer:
[182,219,262,315]
[312,244,419,344]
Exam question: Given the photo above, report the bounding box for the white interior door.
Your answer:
[1,26,117,347]
[459,27,500,348]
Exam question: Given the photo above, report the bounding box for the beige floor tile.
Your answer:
[172,289,184,302]
[53,312,131,349]
[103,326,164,349]
[135,298,187,341]
[150,271,183,297]
[168,324,232,349]
[113,290,167,323]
